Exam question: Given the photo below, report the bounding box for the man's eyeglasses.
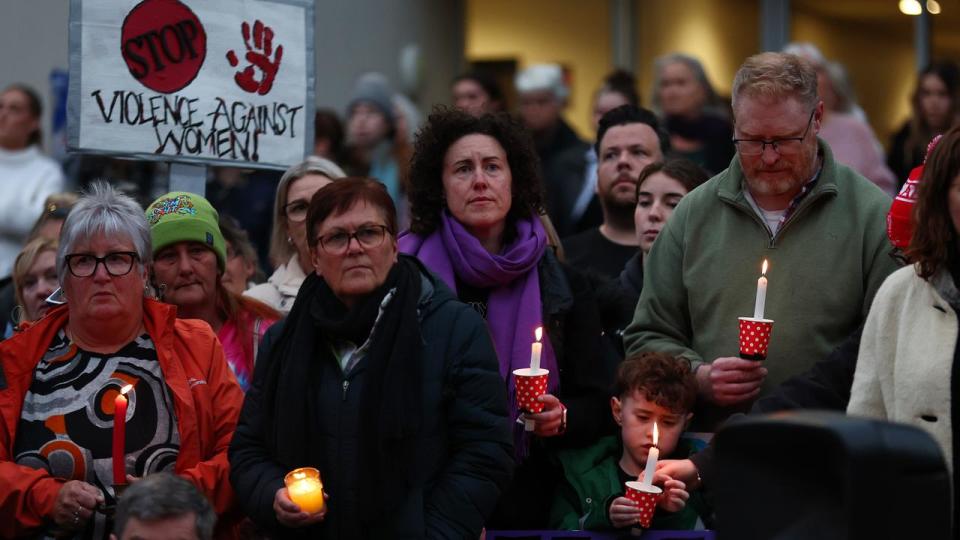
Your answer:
[65,252,139,278]
[284,200,310,223]
[732,109,816,156]
[317,225,389,255]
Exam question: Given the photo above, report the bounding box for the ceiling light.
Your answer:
[899,0,922,15]
[927,0,941,14]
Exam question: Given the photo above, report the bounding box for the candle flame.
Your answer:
[535,326,542,342]
[761,259,769,276]
[120,384,134,396]
[653,422,659,446]
[294,471,305,480]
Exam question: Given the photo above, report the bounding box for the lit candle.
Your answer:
[530,327,543,372]
[112,384,133,485]
[640,422,659,486]
[285,468,325,513]
[753,259,769,319]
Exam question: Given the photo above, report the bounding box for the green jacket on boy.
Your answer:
[549,435,707,531]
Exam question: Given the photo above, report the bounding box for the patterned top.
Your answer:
[14,331,180,540]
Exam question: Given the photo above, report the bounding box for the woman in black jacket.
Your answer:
[399,108,615,528]
[228,178,513,538]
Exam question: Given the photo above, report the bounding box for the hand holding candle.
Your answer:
[753,259,768,319]
[285,467,325,514]
[640,422,660,486]
[112,384,133,486]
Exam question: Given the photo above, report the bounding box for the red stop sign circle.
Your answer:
[120,0,207,94]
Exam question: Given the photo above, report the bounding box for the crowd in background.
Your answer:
[0,39,959,539]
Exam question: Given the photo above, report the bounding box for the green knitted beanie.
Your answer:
[145,192,227,270]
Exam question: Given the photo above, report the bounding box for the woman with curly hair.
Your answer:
[399,107,613,528]
[848,124,960,531]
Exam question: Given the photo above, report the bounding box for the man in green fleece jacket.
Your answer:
[624,52,898,430]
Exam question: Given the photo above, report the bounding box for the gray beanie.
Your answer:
[347,72,395,130]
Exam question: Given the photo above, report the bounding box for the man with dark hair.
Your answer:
[563,105,668,279]
[111,473,215,540]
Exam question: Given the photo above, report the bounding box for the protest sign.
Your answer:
[68,0,314,170]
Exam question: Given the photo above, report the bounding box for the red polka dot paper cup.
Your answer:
[624,481,662,529]
[513,368,549,431]
[739,317,774,361]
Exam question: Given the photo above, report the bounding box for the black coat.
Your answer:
[228,270,514,539]
[537,249,618,445]
[538,120,591,237]
[488,250,617,528]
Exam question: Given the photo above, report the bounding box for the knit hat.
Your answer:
[146,192,227,270]
[887,135,942,250]
[347,72,396,130]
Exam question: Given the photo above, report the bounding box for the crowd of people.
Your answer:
[1,42,959,539]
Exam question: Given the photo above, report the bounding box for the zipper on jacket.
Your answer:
[722,197,777,246]
[722,188,833,249]
[342,379,349,401]
[769,189,833,246]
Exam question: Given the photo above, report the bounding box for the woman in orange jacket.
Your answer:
[0,183,243,539]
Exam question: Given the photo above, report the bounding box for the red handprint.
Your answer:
[226,20,283,95]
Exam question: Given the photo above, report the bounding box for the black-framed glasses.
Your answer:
[732,109,816,156]
[284,200,310,223]
[65,252,139,278]
[317,225,389,255]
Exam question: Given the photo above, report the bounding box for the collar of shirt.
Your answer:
[744,156,823,236]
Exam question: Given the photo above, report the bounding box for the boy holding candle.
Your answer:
[549,352,708,531]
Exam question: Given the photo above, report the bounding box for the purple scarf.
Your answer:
[399,212,560,409]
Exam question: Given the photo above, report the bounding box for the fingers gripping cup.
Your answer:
[624,481,663,529]
[738,317,774,361]
[513,368,549,431]
[285,467,325,514]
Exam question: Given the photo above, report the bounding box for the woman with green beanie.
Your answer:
[146,192,280,391]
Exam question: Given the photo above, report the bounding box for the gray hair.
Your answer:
[731,52,820,112]
[651,53,722,117]
[782,42,826,68]
[57,181,151,284]
[822,61,858,114]
[114,473,215,540]
[269,156,346,266]
[515,64,569,102]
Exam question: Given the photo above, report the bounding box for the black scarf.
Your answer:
[260,255,424,513]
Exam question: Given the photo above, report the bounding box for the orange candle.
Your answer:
[285,467,325,513]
